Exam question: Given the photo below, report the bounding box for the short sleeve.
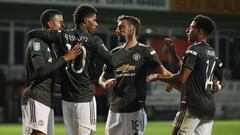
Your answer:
[182,46,198,70]
[146,46,162,69]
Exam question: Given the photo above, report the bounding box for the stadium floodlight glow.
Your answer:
[145,28,152,34]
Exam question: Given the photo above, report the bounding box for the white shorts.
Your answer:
[21,98,54,135]
[173,109,213,135]
[105,108,147,135]
[62,96,96,135]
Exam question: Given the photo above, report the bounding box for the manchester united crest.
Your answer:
[133,53,141,61]
[38,120,44,126]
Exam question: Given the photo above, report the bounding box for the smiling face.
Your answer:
[85,14,98,33]
[186,21,200,43]
[48,14,64,30]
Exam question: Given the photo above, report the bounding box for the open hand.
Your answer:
[104,78,117,89]
[63,42,82,61]
[212,81,222,93]
[164,38,176,55]
[146,74,160,83]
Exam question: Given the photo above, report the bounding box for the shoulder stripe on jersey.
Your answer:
[138,43,148,47]
[110,44,125,53]
[193,42,204,46]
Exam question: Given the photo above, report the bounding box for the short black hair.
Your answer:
[117,15,141,36]
[73,4,97,29]
[193,14,216,36]
[40,9,62,28]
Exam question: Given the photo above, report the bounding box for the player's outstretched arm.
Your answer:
[211,58,224,93]
[164,38,182,68]
[147,67,192,91]
[99,72,117,89]
[28,29,62,44]
[147,64,172,82]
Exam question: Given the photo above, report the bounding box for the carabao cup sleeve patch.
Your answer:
[33,42,41,51]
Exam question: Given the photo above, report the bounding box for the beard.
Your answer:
[118,35,126,43]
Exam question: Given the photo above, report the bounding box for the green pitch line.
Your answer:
[0,120,239,135]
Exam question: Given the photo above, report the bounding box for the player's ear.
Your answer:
[129,25,134,30]
[199,29,207,36]
[47,21,52,28]
[198,28,204,34]
[84,17,88,24]
[129,25,136,34]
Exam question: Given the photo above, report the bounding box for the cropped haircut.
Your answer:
[40,9,62,29]
[117,15,141,36]
[73,4,97,29]
[193,14,216,36]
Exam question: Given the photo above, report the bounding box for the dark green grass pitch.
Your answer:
[0,120,239,135]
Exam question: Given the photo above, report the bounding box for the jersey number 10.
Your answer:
[65,45,87,74]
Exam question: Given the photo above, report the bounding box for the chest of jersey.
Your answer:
[111,47,147,78]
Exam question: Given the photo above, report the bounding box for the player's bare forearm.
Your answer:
[99,72,117,89]
[164,38,182,68]
[148,67,192,89]
[147,65,173,83]
[147,73,176,84]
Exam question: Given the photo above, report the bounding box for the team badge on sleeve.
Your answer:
[150,50,156,55]
[33,42,41,51]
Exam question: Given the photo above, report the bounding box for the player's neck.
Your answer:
[197,34,207,44]
[196,39,207,44]
[126,37,138,48]
[78,24,88,33]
